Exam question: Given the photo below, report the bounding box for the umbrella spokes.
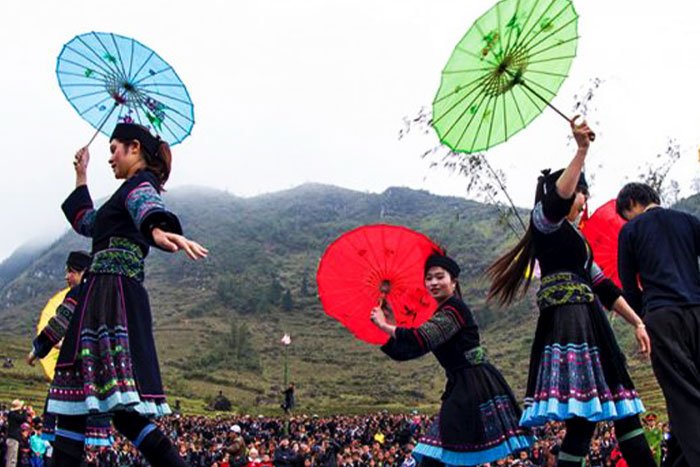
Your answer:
[57,31,194,147]
[433,0,582,153]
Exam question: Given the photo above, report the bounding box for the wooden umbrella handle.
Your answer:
[518,80,596,141]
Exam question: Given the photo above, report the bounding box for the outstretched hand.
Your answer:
[570,115,594,149]
[152,228,209,260]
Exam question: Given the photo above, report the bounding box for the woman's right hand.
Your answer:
[570,116,593,150]
[74,146,90,185]
[370,307,387,327]
[635,324,652,360]
[152,228,209,260]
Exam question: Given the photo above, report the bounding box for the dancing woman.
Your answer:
[371,253,533,466]
[27,251,112,448]
[47,123,207,467]
[486,119,655,467]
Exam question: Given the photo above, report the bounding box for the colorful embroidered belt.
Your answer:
[90,237,145,281]
[464,346,487,366]
[537,272,594,310]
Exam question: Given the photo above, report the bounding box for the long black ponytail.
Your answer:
[486,171,550,306]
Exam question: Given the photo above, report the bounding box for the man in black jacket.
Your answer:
[617,182,700,466]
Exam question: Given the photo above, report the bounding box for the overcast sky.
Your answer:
[2,0,700,261]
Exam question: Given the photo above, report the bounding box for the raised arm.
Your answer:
[556,117,592,199]
[74,146,89,188]
[60,147,97,237]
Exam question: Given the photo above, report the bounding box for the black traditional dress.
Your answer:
[33,286,113,446]
[520,177,645,426]
[46,169,181,418]
[382,295,533,466]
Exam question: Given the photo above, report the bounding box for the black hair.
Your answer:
[616,183,660,218]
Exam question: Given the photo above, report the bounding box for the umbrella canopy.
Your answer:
[581,199,627,288]
[56,31,194,145]
[433,0,579,153]
[36,288,70,381]
[317,225,441,345]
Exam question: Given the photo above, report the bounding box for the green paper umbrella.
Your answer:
[433,0,583,153]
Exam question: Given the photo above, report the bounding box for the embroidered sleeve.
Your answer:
[382,305,466,360]
[380,336,428,361]
[33,294,78,359]
[532,181,576,234]
[124,180,182,244]
[590,261,606,286]
[61,185,96,237]
[590,261,622,310]
[532,201,566,234]
[412,305,465,350]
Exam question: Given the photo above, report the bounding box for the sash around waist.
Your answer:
[90,237,145,281]
[537,271,594,310]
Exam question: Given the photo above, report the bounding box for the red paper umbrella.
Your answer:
[581,199,627,288]
[317,224,441,345]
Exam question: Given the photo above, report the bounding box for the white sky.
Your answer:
[2,0,700,261]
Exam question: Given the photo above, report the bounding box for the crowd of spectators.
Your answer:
[0,401,671,467]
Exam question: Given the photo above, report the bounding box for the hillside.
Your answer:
[0,183,664,415]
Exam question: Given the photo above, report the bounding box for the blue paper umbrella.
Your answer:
[56,31,194,145]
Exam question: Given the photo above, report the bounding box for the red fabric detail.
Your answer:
[72,208,90,230]
[581,199,627,288]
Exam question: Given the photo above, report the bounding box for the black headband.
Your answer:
[111,123,161,158]
[66,251,91,272]
[424,253,461,279]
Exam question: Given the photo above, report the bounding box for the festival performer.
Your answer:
[46,123,208,467]
[27,251,91,367]
[486,119,655,467]
[26,250,111,449]
[617,182,700,465]
[371,252,533,466]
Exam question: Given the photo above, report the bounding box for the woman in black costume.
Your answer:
[371,253,533,466]
[47,123,207,466]
[487,119,655,467]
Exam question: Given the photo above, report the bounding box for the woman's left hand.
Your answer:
[152,228,209,260]
[26,350,37,367]
[370,307,387,327]
[635,325,652,360]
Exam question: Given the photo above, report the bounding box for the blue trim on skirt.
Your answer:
[55,428,85,442]
[85,435,115,447]
[47,391,171,418]
[520,396,645,427]
[413,435,534,466]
